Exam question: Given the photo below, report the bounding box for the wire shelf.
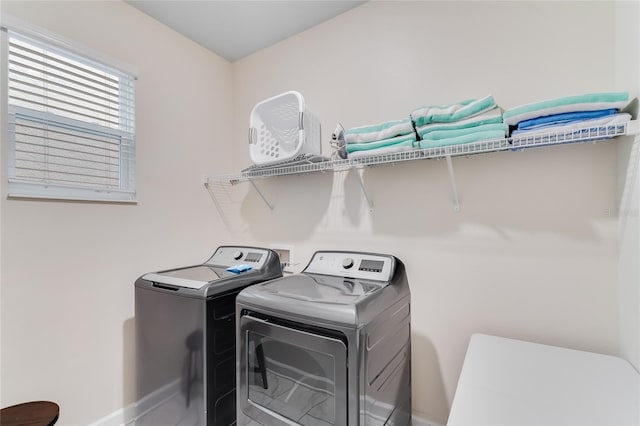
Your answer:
[208,120,636,185]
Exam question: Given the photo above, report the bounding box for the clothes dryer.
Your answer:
[135,246,282,426]
[236,251,411,426]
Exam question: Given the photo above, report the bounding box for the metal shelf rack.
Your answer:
[206,120,639,212]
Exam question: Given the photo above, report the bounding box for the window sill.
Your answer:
[7,193,138,204]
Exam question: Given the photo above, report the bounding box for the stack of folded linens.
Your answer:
[344,118,417,158]
[504,92,631,138]
[411,95,508,149]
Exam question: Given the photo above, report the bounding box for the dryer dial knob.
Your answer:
[342,257,354,269]
[233,251,243,260]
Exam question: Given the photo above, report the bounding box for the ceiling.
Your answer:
[126,1,366,62]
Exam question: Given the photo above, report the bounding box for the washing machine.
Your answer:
[135,246,282,426]
[236,250,411,426]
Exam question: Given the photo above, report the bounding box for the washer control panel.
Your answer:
[207,246,270,269]
[304,251,395,282]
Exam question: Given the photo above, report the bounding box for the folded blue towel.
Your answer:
[226,264,253,274]
[516,109,617,130]
[345,133,417,154]
[345,118,414,144]
[411,95,497,127]
[419,123,508,141]
[503,92,629,126]
[416,107,503,137]
[417,129,507,149]
[511,113,631,137]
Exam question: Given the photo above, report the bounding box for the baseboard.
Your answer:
[92,396,441,426]
[412,413,445,426]
[90,379,180,426]
[90,403,136,426]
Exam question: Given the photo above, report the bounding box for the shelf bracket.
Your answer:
[249,179,274,210]
[446,155,461,212]
[355,169,374,211]
[204,181,236,232]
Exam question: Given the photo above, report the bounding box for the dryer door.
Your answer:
[239,315,347,426]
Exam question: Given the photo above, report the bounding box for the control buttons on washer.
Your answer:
[342,258,354,269]
[233,251,243,260]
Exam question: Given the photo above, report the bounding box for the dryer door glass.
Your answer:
[240,316,347,426]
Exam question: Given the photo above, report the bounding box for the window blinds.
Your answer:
[7,31,136,201]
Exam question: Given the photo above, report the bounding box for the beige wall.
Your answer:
[0,1,233,424]
[229,2,624,423]
[616,0,640,372]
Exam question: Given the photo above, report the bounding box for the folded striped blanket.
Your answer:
[417,128,507,149]
[345,133,416,154]
[344,118,414,144]
[348,141,416,158]
[503,92,629,126]
[420,123,508,141]
[411,95,497,127]
[416,107,503,138]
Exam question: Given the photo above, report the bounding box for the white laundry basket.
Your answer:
[249,91,321,166]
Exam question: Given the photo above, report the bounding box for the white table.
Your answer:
[448,334,640,425]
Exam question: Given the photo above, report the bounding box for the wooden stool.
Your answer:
[1,401,59,426]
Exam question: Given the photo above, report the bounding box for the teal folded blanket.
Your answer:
[419,123,508,141]
[411,95,497,127]
[416,107,503,136]
[348,141,416,158]
[503,92,629,126]
[417,129,507,149]
[345,133,416,154]
[344,118,414,144]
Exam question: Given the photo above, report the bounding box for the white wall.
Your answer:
[229,2,623,423]
[0,1,233,424]
[616,0,640,372]
[619,155,640,372]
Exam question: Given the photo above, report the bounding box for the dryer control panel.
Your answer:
[304,251,395,282]
[206,246,271,269]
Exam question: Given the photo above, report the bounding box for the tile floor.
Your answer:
[247,370,334,426]
[133,370,335,425]
[135,390,204,426]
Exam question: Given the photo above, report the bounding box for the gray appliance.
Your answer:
[135,246,282,426]
[236,251,411,426]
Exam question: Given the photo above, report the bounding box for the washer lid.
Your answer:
[242,273,386,305]
[142,265,234,289]
[140,246,279,290]
[237,273,390,327]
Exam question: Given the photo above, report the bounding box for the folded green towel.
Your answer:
[411,95,497,127]
[345,133,416,154]
[417,129,507,149]
[416,107,503,136]
[420,123,508,141]
[344,118,413,144]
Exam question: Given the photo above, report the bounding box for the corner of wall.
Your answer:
[0,16,5,410]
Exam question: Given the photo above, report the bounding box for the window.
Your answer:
[5,29,136,202]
